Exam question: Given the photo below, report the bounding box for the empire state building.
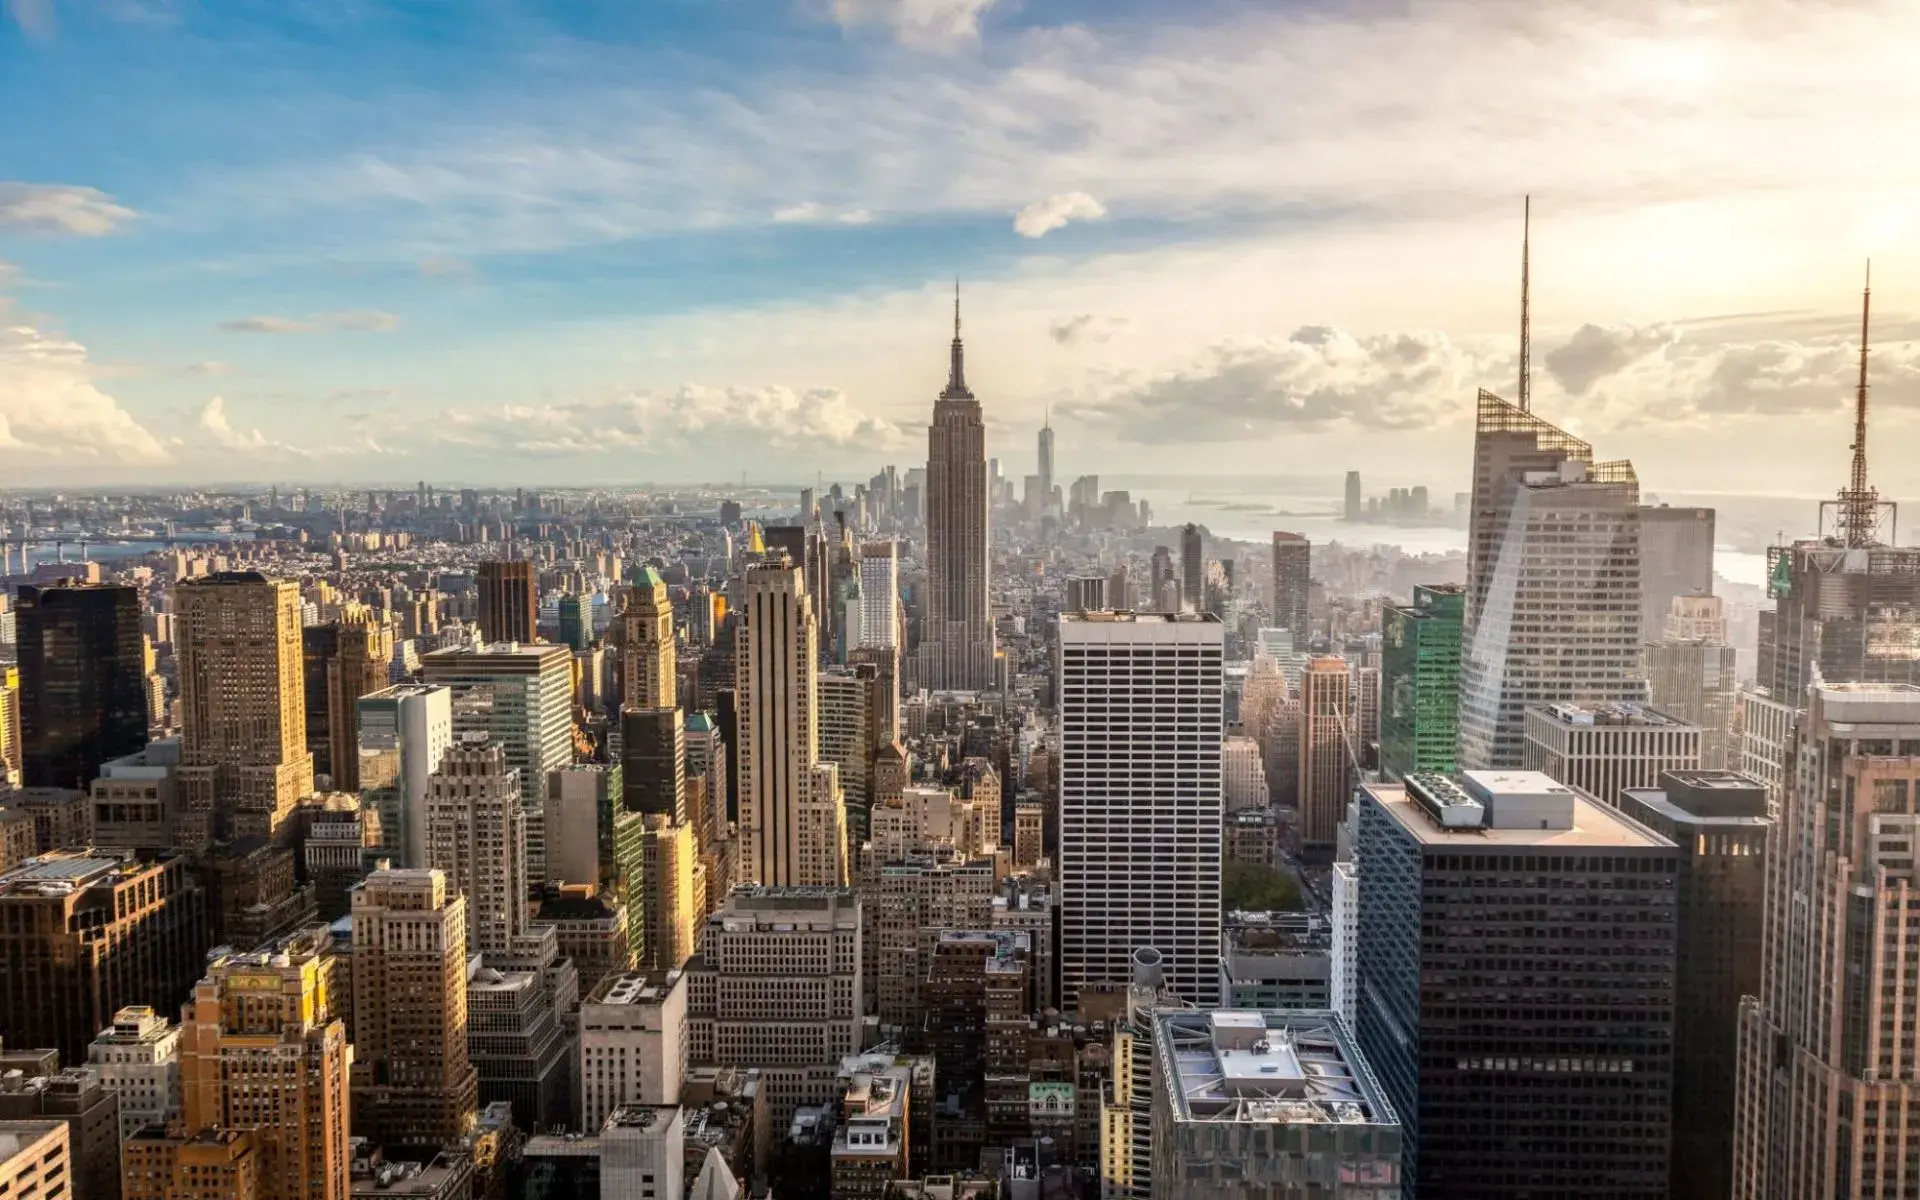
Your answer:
[924,288,994,691]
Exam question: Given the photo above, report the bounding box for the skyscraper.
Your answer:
[1522,701,1702,807]
[1354,772,1677,1197]
[1180,523,1203,612]
[1618,770,1768,1200]
[1645,594,1739,770]
[856,542,898,650]
[736,561,846,886]
[1036,411,1055,505]
[1296,654,1352,859]
[556,594,590,652]
[1270,532,1309,650]
[1458,393,1647,770]
[0,851,206,1069]
[1637,505,1715,638]
[620,567,676,710]
[923,290,994,691]
[426,739,530,960]
[1381,583,1463,781]
[1734,684,1920,1198]
[16,582,145,790]
[1344,471,1362,522]
[178,932,352,1200]
[175,573,313,846]
[303,611,392,791]
[1057,611,1223,1008]
[621,707,686,822]
[355,684,454,868]
[350,867,479,1149]
[476,559,537,645]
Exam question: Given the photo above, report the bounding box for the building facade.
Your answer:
[922,298,994,691]
[1521,701,1702,807]
[1269,532,1310,651]
[1057,612,1223,1009]
[475,560,537,646]
[1297,655,1353,858]
[1380,583,1463,782]
[16,582,146,791]
[355,684,454,868]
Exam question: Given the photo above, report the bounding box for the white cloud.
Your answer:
[1015,192,1107,239]
[826,0,1001,50]
[1545,322,1679,394]
[0,317,171,466]
[197,395,303,455]
[3,0,53,40]
[773,202,873,225]
[0,182,135,237]
[216,310,400,334]
[434,383,912,464]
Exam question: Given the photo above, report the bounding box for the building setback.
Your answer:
[1353,771,1677,1198]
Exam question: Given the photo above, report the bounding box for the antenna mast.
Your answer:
[1518,195,1531,413]
[1834,260,1881,548]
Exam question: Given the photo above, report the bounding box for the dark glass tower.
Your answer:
[1354,772,1677,1198]
[17,581,146,789]
[1380,583,1464,781]
[476,559,537,644]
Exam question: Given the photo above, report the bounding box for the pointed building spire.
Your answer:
[1518,194,1532,413]
[1835,259,1881,547]
[942,278,974,400]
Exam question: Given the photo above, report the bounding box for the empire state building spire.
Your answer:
[943,279,973,400]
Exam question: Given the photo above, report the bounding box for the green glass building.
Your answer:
[1381,583,1464,780]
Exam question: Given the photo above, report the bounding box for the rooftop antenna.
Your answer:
[1518,195,1531,413]
[1832,260,1883,548]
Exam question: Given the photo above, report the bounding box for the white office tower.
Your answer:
[1058,611,1224,1008]
[1458,448,1648,771]
[857,542,899,649]
[1222,736,1268,811]
[601,1105,685,1200]
[581,971,688,1133]
[736,561,847,886]
[356,683,454,867]
[1329,860,1358,1030]
[87,1005,180,1140]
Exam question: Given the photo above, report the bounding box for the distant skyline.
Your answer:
[3,0,1918,499]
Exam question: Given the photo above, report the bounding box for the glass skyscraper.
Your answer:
[1380,583,1463,781]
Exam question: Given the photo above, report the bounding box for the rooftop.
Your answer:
[0,1120,64,1166]
[587,970,683,1007]
[1369,779,1672,850]
[1060,609,1221,625]
[1154,1011,1396,1130]
[1532,701,1693,728]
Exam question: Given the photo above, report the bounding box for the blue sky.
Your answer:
[3,0,1919,495]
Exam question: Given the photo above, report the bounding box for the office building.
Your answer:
[16,582,145,790]
[1734,684,1920,1199]
[303,612,392,791]
[476,559,537,645]
[1522,701,1702,807]
[545,763,623,888]
[830,1060,912,1200]
[736,561,846,887]
[425,739,531,960]
[620,707,685,822]
[857,542,898,650]
[420,642,575,879]
[1644,594,1739,770]
[1344,471,1362,522]
[859,854,995,1024]
[685,887,863,1127]
[537,885,630,996]
[87,1005,180,1141]
[1458,395,1647,770]
[178,934,353,1200]
[355,684,454,868]
[1329,861,1357,1029]
[465,962,572,1135]
[1222,736,1267,811]
[818,667,877,839]
[580,970,688,1132]
[556,593,591,652]
[620,567,676,710]
[1638,505,1715,637]
[1063,574,1107,615]
[602,1105,685,1200]
[87,740,176,851]
[922,294,994,691]
[637,816,697,971]
[1297,655,1352,858]
[1057,612,1223,1009]
[0,851,206,1068]
[1270,533,1309,650]
[1180,523,1203,611]
[0,1068,119,1200]
[1618,771,1768,1200]
[1380,584,1463,781]
[175,573,313,846]
[1150,1010,1400,1199]
[1353,772,1677,1197]
[1037,413,1055,504]
[0,1123,70,1200]
[349,868,479,1149]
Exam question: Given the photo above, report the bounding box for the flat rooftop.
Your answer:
[1367,781,1671,849]
[1533,701,1693,728]
[1060,610,1221,625]
[588,970,683,1006]
[1154,1010,1395,1129]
